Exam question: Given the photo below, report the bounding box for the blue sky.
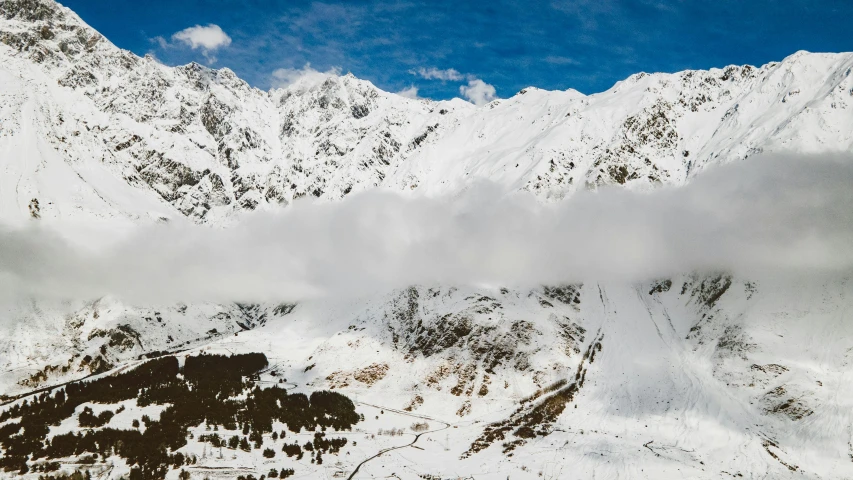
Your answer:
[62,0,853,100]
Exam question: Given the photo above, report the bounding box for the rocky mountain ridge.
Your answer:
[2,0,853,225]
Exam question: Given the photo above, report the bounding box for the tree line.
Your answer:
[0,353,360,479]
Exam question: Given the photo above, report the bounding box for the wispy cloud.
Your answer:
[550,0,616,31]
[270,63,342,90]
[410,67,498,105]
[545,55,580,65]
[2,154,851,304]
[395,85,420,99]
[411,67,466,81]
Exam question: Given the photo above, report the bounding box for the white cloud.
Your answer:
[172,24,232,51]
[2,154,852,304]
[152,36,169,49]
[395,85,419,99]
[411,67,498,105]
[459,79,497,106]
[270,63,342,90]
[411,67,465,81]
[170,24,232,63]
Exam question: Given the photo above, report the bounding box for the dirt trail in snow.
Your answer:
[0,359,147,406]
[346,402,452,480]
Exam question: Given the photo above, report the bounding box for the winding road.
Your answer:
[346,402,452,480]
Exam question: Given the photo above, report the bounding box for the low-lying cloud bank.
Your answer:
[1,154,852,304]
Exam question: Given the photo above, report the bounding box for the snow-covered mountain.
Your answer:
[2,0,853,479]
[2,0,853,224]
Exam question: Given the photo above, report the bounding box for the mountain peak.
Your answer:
[0,0,121,71]
[1,0,62,22]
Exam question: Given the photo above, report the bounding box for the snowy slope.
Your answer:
[210,276,853,479]
[6,277,837,479]
[1,0,853,479]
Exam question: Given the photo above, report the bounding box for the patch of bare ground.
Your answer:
[463,332,603,457]
[403,395,423,412]
[762,385,813,420]
[762,438,799,472]
[326,363,389,389]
